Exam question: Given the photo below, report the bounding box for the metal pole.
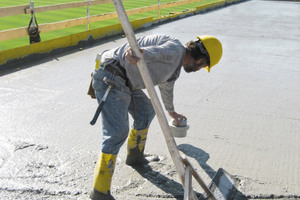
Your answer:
[30,0,34,13]
[87,0,91,30]
[158,0,161,18]
[29,0,35,26]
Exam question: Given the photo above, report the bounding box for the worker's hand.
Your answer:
[125,47,144,65]
[168,111,186,126]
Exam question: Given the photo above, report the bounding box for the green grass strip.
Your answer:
[0,0,221,51]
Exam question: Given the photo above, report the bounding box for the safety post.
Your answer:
[111,0,216,199]
[30,0,34,13]
[87,0,91,30]
[158,0,161,18]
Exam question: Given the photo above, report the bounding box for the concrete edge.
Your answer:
[0,0,246,68]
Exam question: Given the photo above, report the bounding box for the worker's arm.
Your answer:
[125,39,180,65]
[125,48,144,65]
[168,111,186,125]
[141,41,180,64]
[158,81,186,125]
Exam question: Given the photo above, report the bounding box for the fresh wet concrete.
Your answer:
[1,0,299,199]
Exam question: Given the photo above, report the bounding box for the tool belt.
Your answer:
[87,60,131,99]
[87,73,96,98]
[104,62,127,79]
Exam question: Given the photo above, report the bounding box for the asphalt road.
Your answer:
[0,0,299,199]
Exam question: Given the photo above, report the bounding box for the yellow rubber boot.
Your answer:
[90,153,117,200]
[125,128,149,166]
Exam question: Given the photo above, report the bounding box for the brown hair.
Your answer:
[186,40,210,65]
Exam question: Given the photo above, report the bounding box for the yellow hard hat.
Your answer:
[197,35,223,72]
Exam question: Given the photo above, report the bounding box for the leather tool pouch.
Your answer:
[28,13,41,44]
[87,73,96,99]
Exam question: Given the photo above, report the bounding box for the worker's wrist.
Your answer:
[168,111,175,115]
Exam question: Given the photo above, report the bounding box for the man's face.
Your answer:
[183,58,208,73]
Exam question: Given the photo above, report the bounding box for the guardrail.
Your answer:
[0,0,206,42]
[0,0,244,67]
[0,0,112,17]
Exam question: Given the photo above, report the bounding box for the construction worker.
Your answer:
[90,34,222,200]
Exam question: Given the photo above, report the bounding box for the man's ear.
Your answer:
[195,57,205,64]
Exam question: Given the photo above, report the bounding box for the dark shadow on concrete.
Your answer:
[132,163,202,200]
[132,164,184,199]
[178,144,216,179]
[178,144,248,200]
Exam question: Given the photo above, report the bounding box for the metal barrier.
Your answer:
[0,0,207,42]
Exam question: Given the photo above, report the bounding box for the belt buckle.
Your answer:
[99,64,106,70]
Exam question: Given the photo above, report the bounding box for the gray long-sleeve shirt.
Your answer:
[96,34,186,112]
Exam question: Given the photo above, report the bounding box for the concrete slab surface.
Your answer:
[0,0,299,199]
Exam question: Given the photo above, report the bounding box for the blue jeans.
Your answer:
[92,69,155,155]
